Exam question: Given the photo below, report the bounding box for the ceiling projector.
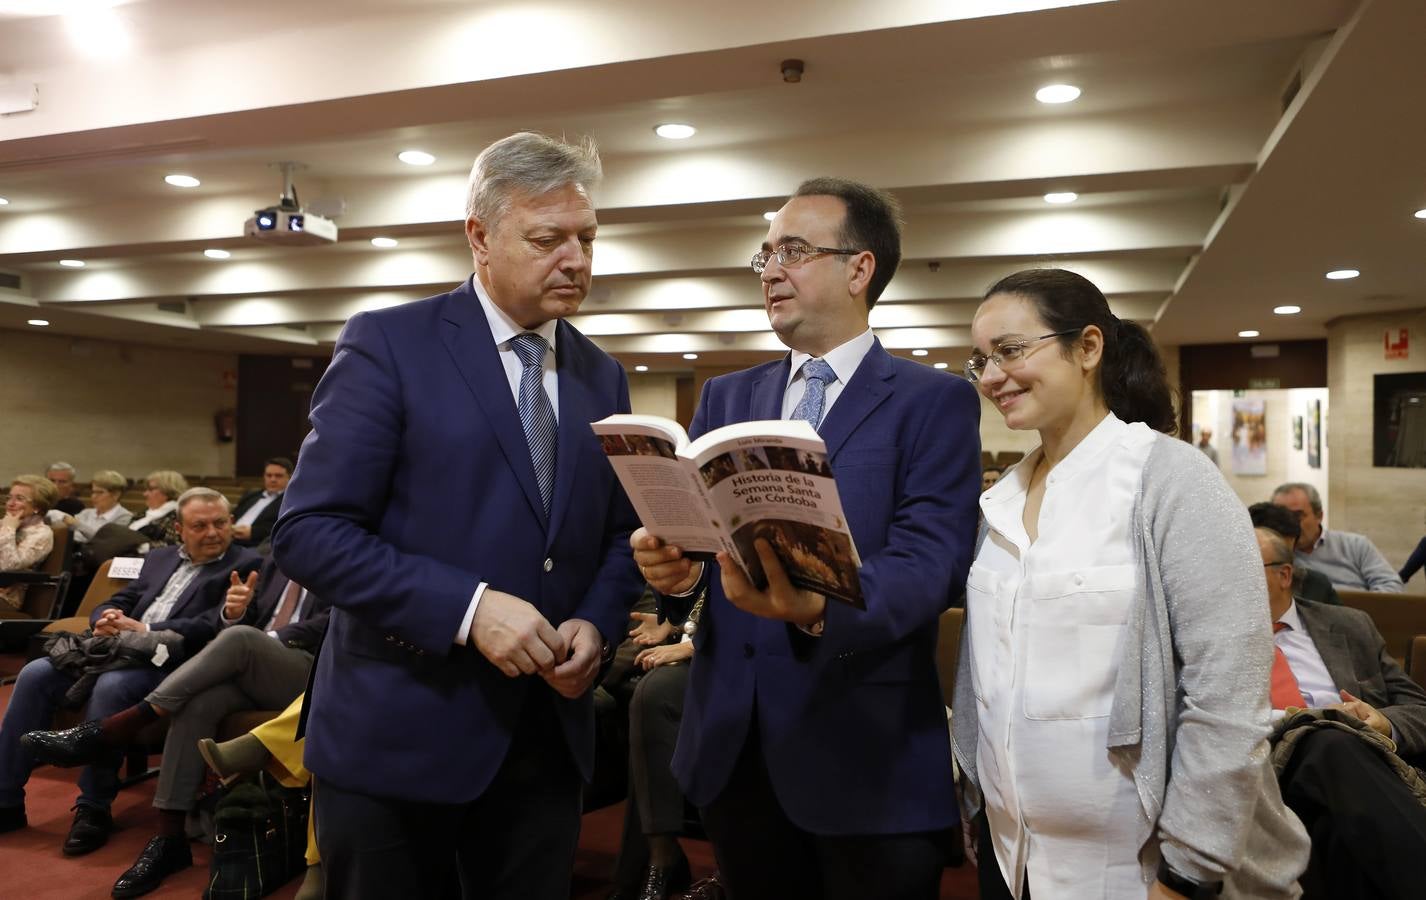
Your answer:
[244,162,338,246]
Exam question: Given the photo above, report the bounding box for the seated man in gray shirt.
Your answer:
[1272,482,1403,593]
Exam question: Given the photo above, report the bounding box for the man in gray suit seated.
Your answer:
[1258,526,1426,900]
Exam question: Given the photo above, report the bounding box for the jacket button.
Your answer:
[543,558,554,573]
[743,643,755,659]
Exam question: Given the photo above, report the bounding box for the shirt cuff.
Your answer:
[455,582,487,645]
[664,562,705,598]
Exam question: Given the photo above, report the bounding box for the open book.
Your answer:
[591,414,863,609]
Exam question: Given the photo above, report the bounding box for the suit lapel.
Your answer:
[1296,603,1360,694]
[439,280,548,525]
[547,321,589,549]
[818,339,894,459]
[750,357,790,422]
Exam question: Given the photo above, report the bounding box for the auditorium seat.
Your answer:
[1337,589,1426,663]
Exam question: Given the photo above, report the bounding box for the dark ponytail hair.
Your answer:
[983,268,1177,435]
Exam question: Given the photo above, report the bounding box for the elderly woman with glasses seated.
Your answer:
[1,475,59,612]
[953,269,1310,900]
[128,470,188,552]
[54,470,134,543]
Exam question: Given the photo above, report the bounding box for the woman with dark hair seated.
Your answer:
[1,475,59,613]
[954,269,1310,899]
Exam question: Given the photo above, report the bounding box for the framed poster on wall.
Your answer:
[1293,415,1303,450]
[1231,398,1267,475]
[1307,400,1322,469]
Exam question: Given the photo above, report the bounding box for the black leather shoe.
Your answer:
[62,803,113,856]
[111,835,192,898]
[0,805,26,834]
[636,854,691,900]
[21,719,107,768]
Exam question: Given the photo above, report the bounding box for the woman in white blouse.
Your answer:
[128,469,187,550]
[57,469,133,543]
[952,269,1308,900]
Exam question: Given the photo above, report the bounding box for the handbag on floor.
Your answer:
[204,771,309,899]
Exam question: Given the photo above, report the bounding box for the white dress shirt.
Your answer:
[781,328,875,421]
[455,274,560,645]
[969,413,1157,898]
[235,491,280,528]
[1272,601,1340,710]
[69,503,134,543]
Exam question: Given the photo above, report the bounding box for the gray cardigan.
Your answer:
[952,434,1310,897]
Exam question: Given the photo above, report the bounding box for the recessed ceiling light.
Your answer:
[164,174,201,188]
[397,150,435,166]
[1273,305,1301,315]
[1044,192,1078,204]
[27,319,49,327]
[0,197,9,206]
[933,362,949,370]
[371,237,399,248]
[203,248,231,259]
[635,365,649,372]
[1035,84,1081,104]
[1325,268,1359,280]
[1415,208,1426,220]
[912,349,929,357]
[762,211,777,221]
[58,259,85,268]
[682,352,699,360]
[1238,330,1260,338]
[655,123,697,140]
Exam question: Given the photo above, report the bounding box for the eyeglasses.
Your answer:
[964,329,1083,383]
[1263,562,1292,569]
[750,242,860,274]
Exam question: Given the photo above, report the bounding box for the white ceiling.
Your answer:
[1,0,1420,373]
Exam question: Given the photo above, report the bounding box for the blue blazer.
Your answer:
[669,340,981,835]
[91,544,260,651]
[272,278,643,804]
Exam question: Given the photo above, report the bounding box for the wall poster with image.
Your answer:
[1230,398,1267,475]
[1306,399,1322,469]
[1293,415,1304,450]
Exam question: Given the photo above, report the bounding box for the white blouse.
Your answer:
[968,413,1157,898]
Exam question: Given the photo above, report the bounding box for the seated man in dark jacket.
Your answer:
[230,457,292,548]
[25,556,330,897]
[1258,527,1426,900]
[0,487,258,856]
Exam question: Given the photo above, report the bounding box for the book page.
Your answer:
[591,420,721,554]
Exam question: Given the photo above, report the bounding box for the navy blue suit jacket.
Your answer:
[91,544,260,651]
[669,340,981,835]
[272,278,643,804]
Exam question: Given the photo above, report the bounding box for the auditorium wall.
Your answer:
[1190,387,1330,518]
[0,328,237,483]
[628,373,680,421]
[1327,308,1426,573]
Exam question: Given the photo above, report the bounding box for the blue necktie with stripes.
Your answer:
[510,332,557,517]
[791,358,837,430]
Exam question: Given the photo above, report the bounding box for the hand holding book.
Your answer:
[717,539,828,627]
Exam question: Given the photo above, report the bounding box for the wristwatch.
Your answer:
[1156,859,1222,898]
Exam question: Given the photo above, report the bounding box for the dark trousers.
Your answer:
[975,812,1030,900]
[614,663,691,888]
[1279,727,1426,900]
[315,685,582,900]
[698,724,948,900]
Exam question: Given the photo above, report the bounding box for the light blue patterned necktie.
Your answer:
[791,358,837,430]
[510,332,557,517]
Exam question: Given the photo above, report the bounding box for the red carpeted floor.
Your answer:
[0,656,979,899]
